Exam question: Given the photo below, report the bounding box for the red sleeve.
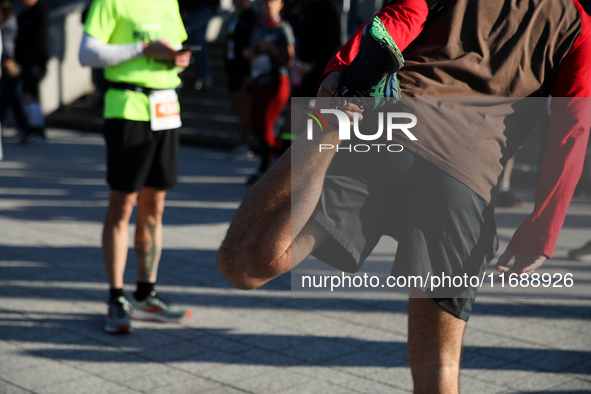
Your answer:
[323,0,429,77]
[507,0,591,258]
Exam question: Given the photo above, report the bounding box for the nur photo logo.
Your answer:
[305,107,418,152]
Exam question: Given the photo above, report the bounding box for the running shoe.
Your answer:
[20,134,46,146]
[130,291,192,323]
[568,240,591,262]
[104,296,133,334]
[334,16,404,111]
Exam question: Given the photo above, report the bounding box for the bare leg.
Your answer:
[500,156,516,190]
[502,156,515,183]
[408,288,466,394]
[135,187,166,283]
[102,190,139,288]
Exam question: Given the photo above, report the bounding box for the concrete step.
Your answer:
[178,126,239,148]
[181,112,239,131]
[180,96,232,111]
[179,84,230,101]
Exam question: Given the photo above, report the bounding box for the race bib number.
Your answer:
[149,89,182,131]
[251,54,272,79]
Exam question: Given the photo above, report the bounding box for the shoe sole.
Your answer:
[104,324,133,334]
[131,309,193,323]
[367,16,404,73]
[364,27,403,110]
[333,19,403,109]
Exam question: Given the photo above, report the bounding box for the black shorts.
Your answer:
[104,119,179,193]
[311,148,498,321]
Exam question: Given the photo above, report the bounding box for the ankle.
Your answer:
[109,287,125,301]
[134,281,155,301]
[412,365,460,394]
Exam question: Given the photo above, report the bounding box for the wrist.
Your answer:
[133,42,146,58]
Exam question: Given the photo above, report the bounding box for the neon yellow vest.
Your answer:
[84,0,187,121]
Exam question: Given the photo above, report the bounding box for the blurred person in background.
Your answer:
[286,0,341,99]
[282,0,341,152]
[0,0,28,155]
[0,6,3,160]
[224,0,257,161]
[0,1,27,130]
[79,0,192,334]
[179,0,219,91]
[243,0,294,185]
[15,0,48,145]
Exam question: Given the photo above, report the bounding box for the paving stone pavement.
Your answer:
[0,129,590,394]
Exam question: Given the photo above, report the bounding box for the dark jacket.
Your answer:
[15,1,49,68]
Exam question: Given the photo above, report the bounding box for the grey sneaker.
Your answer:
[20,134,46,146]
[105,296,133,334]
[130,291,192,323]
[568,241,591,262]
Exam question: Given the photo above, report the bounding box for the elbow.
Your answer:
[78,51,86,67]
[218,237,287,290]
[78,48,92,67]
[217,239,262,290]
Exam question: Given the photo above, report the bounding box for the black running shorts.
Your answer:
[311,147,498,321]
[104,119,179,193]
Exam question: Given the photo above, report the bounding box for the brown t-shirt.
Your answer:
[324,0,591,257]
[392,0,582,202]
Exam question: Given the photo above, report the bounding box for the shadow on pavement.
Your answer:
[2,314,589,372]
